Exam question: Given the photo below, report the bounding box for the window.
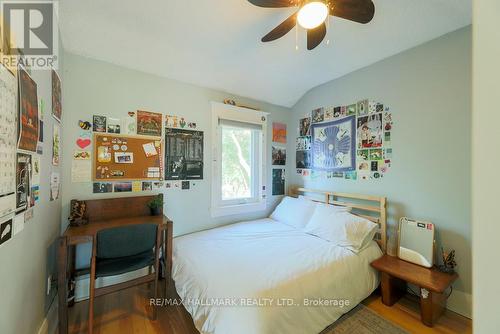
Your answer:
[211,102,267,217]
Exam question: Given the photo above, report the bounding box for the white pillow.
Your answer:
[270,196,317,229]
[304,210,378,252]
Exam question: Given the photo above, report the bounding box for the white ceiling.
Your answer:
[59,0,471,107]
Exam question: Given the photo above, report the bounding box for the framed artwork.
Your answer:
[137,110,162,136]
[272,122,286,144]
[18,67,39,152]
[165,128,204,180]
[51,70,62,122]
[311,115,356,172]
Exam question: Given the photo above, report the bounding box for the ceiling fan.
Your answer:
[248,0,375,50]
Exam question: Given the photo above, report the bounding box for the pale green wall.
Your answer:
[61,53,292,268]
[472,0,500,331]
[0,50,64,333]
[289,27,472,315]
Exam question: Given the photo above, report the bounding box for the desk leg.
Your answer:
[420,288,447,327]
[380,272,406,306]
[57,236,68,334]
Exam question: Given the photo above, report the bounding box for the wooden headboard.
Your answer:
[289,187,387,253]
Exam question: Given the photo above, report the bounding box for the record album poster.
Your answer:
[165,128,203,180]
[18,68,39,152]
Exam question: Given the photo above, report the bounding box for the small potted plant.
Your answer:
[147,195,163,216]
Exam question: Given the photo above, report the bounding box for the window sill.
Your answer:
[211,201,267,218]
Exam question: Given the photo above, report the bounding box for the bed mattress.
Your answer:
[172,218,382,334]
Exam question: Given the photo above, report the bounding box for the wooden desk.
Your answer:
[57,197,173,334]
[371,255,458,327]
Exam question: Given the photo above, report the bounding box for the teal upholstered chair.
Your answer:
[88,224,162,333]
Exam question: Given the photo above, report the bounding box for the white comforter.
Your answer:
[172,218,382,334]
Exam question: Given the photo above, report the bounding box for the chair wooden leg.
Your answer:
[89,240,97,334]
[152,227,161,320]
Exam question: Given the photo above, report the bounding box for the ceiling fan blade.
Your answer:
[330,0,375,24]
[248,0,295,8]
[262,13,297,42]
[307,22,326,50]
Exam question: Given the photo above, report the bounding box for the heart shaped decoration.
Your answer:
[76,138,91,149]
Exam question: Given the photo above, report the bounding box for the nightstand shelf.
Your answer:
[371,254,458,327]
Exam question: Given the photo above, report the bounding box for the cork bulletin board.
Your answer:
[93,133,163,181]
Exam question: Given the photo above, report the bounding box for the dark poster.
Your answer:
[272,169,285,196]
[16,153,31,211]
[18,68,39,152]
[165,128,204,180]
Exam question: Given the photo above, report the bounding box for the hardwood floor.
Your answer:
[68,280,471,334]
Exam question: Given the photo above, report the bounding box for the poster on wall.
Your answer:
[93,115,106,132]
[52,124,60,166]
[50,172,60,201]
[0,216,13,247]
[0,63,18,215]
[18,67,39,152]
[16,153,31,211]
[299,117,311,136]
[51,69,62,122]
[272,169,285,196]
[296,150,311,169]
[272,122,286,144]
[164,128,204,180]
[137,110,162,137]
[311,115,356,172]
[271,146,286,165]
[357,113,383,149]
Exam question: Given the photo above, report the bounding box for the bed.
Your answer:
[172,188,387,334]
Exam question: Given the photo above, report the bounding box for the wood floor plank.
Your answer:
[68,280,471,334]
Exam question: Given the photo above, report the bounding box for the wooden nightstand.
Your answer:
[371,254,458,327]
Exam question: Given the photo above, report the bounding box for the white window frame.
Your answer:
[211,102,268,218]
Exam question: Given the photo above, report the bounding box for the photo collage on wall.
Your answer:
[296,99,393,181]
[1,62,61,248]
[85,109,204,193]
[271,122,287,196]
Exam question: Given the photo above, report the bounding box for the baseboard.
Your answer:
[447,289,472,319]
[37,298,58,334]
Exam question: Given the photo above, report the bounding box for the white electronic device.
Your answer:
[398,217,435,268]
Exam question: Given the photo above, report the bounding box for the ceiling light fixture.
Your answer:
[297,1,329,30]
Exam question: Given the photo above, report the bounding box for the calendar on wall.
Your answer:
[0,63,18,217]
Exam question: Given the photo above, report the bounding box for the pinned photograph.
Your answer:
[296,150,311,169]
[97,146,112,163]
[143,142,158,157]
[16,153,31,211]
[344,171,357,180]
[357,149,369,161]
[182,181,190,190]
[299,117,311,136]
[296,136,311,151]
[52,70,62,122]
[272,146,286,165]
[137,110,162,136]
[114,152,134,164]
[142,181,153,191]
[333,107,341,118]
[272,122,287,144]
[346,104,357,116]
[93,115,107,132]
[93,182,113,194]
[114,182,133,192]
[357,99,368,116]
[311,108,324,123]
[369,149,383,160]
[324,107,334,120]
[107,118,121,134]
